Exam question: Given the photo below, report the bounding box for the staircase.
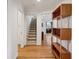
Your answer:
[27,19,36,45]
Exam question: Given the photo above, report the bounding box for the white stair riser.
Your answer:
[27,38,36,39]
[28,35,36,36]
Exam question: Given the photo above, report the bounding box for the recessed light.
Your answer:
[37,0,40,2]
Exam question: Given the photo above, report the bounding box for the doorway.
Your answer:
[41,32,44,45]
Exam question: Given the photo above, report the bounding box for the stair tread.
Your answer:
[29,31,36,32]
[28,37,36,38]
[27,41,36,42]
[29,30,36,32]
[28,35,36,36]
[27,41,36,45]
[29,33,36,34]
[27,37,36,39]
[30,27,36,29]
[30,28,36,29]
[30,29,36,30]
[30,30,36,31]
[27,43,36,45]
[27,37,36,38]
[27,40,36,41]
[28,36,36,37]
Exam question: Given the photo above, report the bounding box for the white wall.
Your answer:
[16,0,26,48]
[17,10,25,48]
[41,13,52,33]
[36,12,53,46]
[42,13,53,46]
[7,0,18,59]
[57,39,72,52]
[7,0,24,59]
[37,15,42,45]
[45,34,52,47]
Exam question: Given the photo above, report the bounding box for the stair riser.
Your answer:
[30,26,36,27]
[28,36,36,38]
[28,35,36,36]
[28,37,36,40]
[29,33,36,34]
[30,29,36,30]
[29,31,36,32]
[30,28,36,29]
[27,41,36,45]
[28,39,36,40]
[29,33,36,35]
[27,36,36,37]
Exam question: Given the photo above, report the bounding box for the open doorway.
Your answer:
[41,32,44,45]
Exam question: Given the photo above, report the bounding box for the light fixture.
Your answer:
[37,0,40,2]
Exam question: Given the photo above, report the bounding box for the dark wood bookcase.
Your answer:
[52,43,71,59]
[52,3,72,59]
[53,28,71,40]
[52,4,72,19]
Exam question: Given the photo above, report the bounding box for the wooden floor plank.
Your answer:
[17,45,56,59]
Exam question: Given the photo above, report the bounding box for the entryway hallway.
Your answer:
[7,0,72,59]
[17,45,56,59]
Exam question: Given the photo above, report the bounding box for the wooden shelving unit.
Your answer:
[52,43,71,59]
[52,3,72,59]
[52,4,72,19]
[53,28,71,40]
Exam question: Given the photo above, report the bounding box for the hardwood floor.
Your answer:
[17,45,56,59]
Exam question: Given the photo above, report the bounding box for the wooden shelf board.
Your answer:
[52,49,60,59]
[53,43,68,54]
[52,4,72,19]
[52,28,71,40]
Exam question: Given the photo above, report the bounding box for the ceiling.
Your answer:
[21,0,57,15]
